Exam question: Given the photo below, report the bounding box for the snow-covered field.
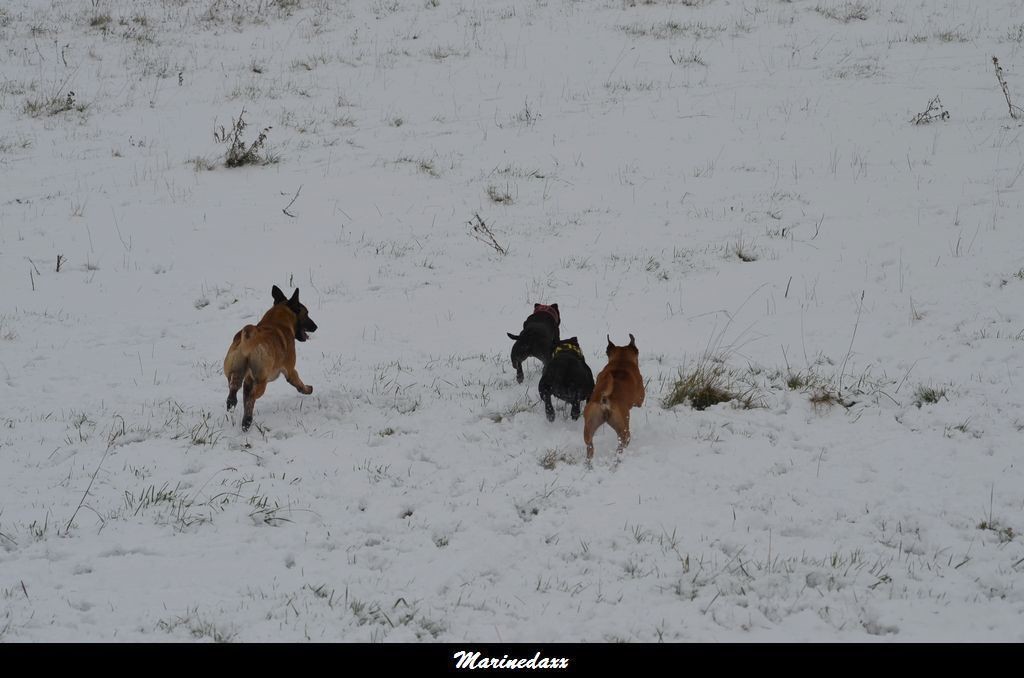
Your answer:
[2,0,1023,642]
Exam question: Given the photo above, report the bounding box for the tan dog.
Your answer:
[583,334,645,460]
[224,285,318,431]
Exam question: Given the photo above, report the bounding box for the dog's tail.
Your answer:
[507,332,520,341]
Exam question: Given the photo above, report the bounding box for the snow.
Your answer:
[1,0,1023,642]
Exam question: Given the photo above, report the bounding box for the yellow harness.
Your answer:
[552,343,584,359]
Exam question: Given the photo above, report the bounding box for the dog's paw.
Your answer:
[516,373,524,384]
[303,385,313,395]
[226,396,237,411]
[545,409,556,422]
[241,416,252,431]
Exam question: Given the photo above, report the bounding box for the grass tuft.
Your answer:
[814,2,869,23]
[663,357,759,410]
[913,385,947,407]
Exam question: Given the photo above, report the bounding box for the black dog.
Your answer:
[538,337,595,422]
[507,303,560,383]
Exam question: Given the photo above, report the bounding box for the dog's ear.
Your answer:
[534,303,541,311]
[272,285,287,304]
[290,288,300,304]
[628,333,636,348]
[566,336,579,346]
[606,334,614,353]
[551,303,559,311]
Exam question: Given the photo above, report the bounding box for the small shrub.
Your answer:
[910,95,949,125]
[214,109,276,168]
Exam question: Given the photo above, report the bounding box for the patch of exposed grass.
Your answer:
[88,13,112,29]
[978,520,1015,543]
[540,447,578,470]
[772,366,860,410]
[394,154,440,177]
[0,135,32,154]
[428,45,461,60]
[663,357,759,410]
[622,20,725,39]
[935,28,970,43]
[815,1,869,23]
[189,156,217,172]
[493,164,546,180]
[486,183,513,205]
[808,385,853,411]
[489,396,535,423]
[158,608,236,642]
[23,91,88,118]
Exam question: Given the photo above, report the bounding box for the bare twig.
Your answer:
[468,213,507,255]
[910,95,949,125]
[993,57,1024,120]
[838,291,865,393]
[282,185,302,218]
[64,418,125,535]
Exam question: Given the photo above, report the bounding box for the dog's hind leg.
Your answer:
[285,368,313,395]
[570,398,581,420]
[582,404,606,460]
[226,371,243,411]
[539,382,556,422]
[241,378,266,431]
[514,360,524,384]
[224,345,246,411]
[608,410,631,454]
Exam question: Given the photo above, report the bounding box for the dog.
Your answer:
[538,337,595,422]
[507,303,560,383]
[583,334,645,460]
[224,285,318,431]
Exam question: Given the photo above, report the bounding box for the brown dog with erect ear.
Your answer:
[224,285,318,431]
[583,334,645,461]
